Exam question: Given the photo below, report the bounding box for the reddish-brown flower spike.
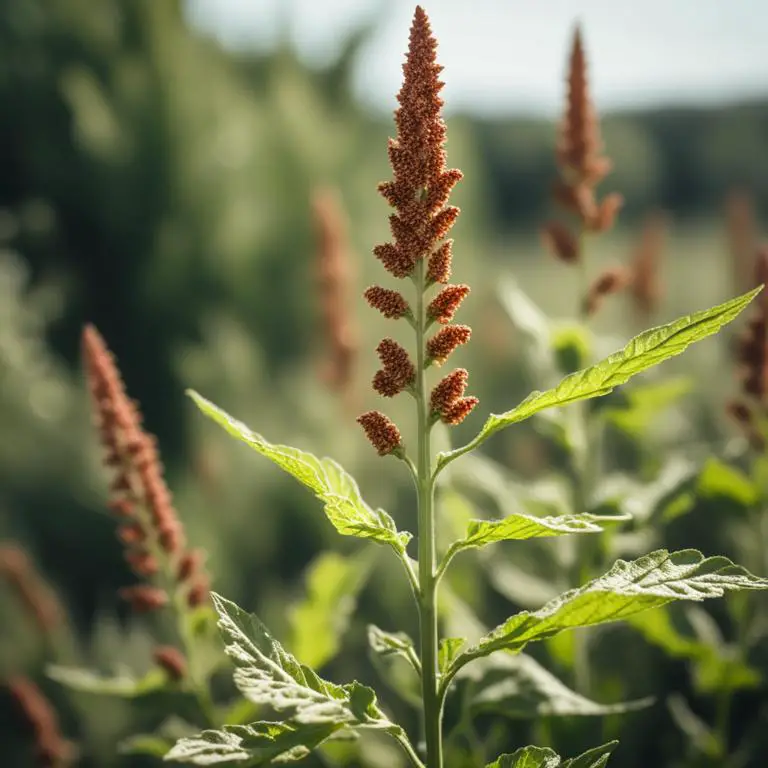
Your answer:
[588,192,624,233]
[542,221,579,264]
[373,6,462,278]
[428,285,470,324]
[631,210,666,317]
[153,646,187,682]
[427,325,472,365]
[429,368,478,424]
[357,411,403,456]
[557,26,606,183]
[0,545,64,636]
[364,286,411,319]
[427,240,453,284]
[6,676,75,767]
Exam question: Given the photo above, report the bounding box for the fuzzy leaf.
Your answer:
[211,593,388,730]
[188,392,410,550]
[165,721,339,764]
[47,665,168,698]
[367,625,417,660]
[486,742,617,768]
[465,652,652,718]
[438,289,759,471]
[452,511,629,551]
[438,638,466,674]
[452,549,768,671]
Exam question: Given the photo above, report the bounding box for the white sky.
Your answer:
[186,0,768,116]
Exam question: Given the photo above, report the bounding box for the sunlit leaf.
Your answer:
[438,289,759,472]
[451,549,768,673]
[119,735,173,757]
[47,665,168,698]
[288,551,373,669]
[486,741,617,768]
[165,721,339,764]
[465,652,652,718]
[438,638,466,674]
[451,510,630,552]
[367,626,421,707]
[188,392,411,551]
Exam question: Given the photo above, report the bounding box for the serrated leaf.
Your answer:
[47,665,168,698]
[188,392,411,551]
[486,741,617,768]
[453,511,629,552]
[288,551,373,669]
[452,549,768,671]
[211,593,388,729]
[438,289,760,472]
[438,638,466,674]
[465,652,652,718]
[165,721,339,765]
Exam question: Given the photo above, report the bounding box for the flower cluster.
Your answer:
[6,676,75,767]
[359,6,477,455]
[542,26,622,265]
[312,187,358,399]
[0,544,63,637]
[729,248,768,449]
[82,325,209,613]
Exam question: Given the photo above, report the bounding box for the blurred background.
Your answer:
[0,0,767,765]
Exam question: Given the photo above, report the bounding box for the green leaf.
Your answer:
[367,626,421,707]
[119,735,173,757]
[188,392,411,551]
[486,742,617,768]
[451,549,768,672]
[452,510,630,552]
[696,458,758,509]
[165,721,339,764]
[288,551,373,669]
[438,638,466,674]
[210,593,389,730]
[438,289,760,472]
[602,377,692,436]
[465,652,652,718]
[47,665,168,698]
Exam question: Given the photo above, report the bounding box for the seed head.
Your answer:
[364,286,411,319]
[427,325,472,365]
[357,411,403,456]
[6,676,75,767]
[0,545,64,636]
[583,265,631,317]
[542,220,579,264]
[374,6,462,278]
[82,325,209,613]
[430,368,478,425]
[373,338,416,397]
[428,284,470,324]
[427,240,454,284]
[153,646,187,682]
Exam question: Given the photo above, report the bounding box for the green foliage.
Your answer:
[450,550,768,672]
[46,665,169,697]
[189,391,411,552]
[438,289,760,471]
[464,652,651,718]
[485,742,617,768]
[288,550,373,669]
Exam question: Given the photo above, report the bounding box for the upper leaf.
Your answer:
[453,510,630,551]
[451,549,768,671]
[438,289,760,472]
[211,593,389,730]
[188,392,410,551]
[486,742,617,768]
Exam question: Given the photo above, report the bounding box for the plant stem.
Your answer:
[414,258,443,768]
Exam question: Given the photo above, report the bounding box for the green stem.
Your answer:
[396,731,428,768]
[415,258,443,768]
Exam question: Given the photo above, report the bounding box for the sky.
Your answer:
[186,0,768,116]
